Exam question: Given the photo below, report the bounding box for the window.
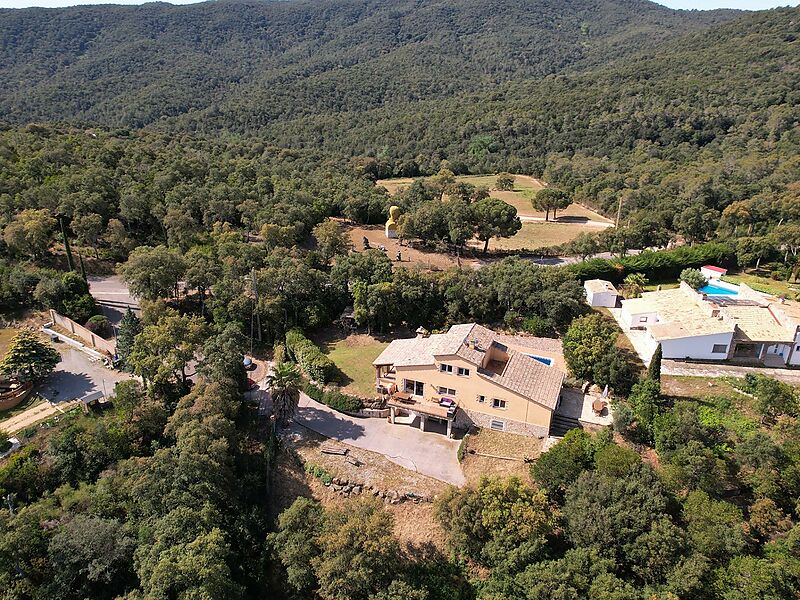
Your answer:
[639,316,648,323]
[439,363,453,374]
[477,395,486,403]
[438,386,456,396]
[490,419,505,432]
[492,398,507,410]
[404,380,424,396]
[457,367,470,377]
[712,344,728,354]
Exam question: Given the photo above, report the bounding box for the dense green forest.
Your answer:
[1,0,800,598]
[0,0,735,128]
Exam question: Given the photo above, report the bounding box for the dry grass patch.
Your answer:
[461,428,543,485]
[482,221,597,251]
[661,375,744,401]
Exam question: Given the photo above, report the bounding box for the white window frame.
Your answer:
[490,419,505,432]
[457,367,470,377]
[492,398,507,410]
[439,363,453,374]
[712,344,728,354]
[639,316,648,323]
[437,386,456,396]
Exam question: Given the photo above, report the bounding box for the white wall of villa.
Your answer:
[660,332,734,361]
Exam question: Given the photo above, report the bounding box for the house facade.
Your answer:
[619,281,800,366]
[372,324,564,438]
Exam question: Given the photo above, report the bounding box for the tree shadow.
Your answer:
[36,371,96,402]
[554,215,590,224]
[293,404,367,442]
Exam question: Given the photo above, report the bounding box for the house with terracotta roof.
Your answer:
[372,324,565,438]
[619,281,800,366]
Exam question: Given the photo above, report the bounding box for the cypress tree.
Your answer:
[648,344,662,382]
[116,308,142,369]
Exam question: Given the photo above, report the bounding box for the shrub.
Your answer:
[531,429,595,499]
[322,389,362,413]
[457,434,469,463]
[303,381,363,413]
[273,342,287,366]
[569,242,731,283]
[285,329,335,383]
[304,462,334,485]
[85,314,113,338]
[680,268,707,290]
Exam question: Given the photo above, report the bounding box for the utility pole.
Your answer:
[59,215,75,272]
[615,193,625,228]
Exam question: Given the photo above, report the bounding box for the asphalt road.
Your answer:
[36,345,131,403]
[88,275,139,325]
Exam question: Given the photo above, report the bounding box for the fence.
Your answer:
[48,309,116,357]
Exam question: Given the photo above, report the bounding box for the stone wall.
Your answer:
[455,407,549,438]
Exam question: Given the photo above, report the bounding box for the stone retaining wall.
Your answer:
[323,476,434,504]
[455,407,548,438]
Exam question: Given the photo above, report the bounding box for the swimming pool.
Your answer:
[525,354,553,366]
[698,284,738,296]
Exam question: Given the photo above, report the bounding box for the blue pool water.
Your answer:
[698,284,738,296]
[526,354,554,366]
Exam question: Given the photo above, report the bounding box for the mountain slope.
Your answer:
[0,0,736,126]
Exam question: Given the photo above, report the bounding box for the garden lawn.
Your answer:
[321,334,390,397]
[722,272,800,299]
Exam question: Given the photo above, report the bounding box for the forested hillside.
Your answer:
[0,0,735,127]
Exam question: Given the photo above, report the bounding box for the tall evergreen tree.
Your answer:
[116,308,142,370]
[0,330,60,382]
[648,344,662,382]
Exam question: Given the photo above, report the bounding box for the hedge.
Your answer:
[303,381,363,413]
[285,329,336,383]
[568,242,733,283]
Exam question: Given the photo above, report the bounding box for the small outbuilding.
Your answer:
[701,265,727,280]
[584,279,619,308]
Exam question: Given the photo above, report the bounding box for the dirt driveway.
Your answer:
[294,394,465,485]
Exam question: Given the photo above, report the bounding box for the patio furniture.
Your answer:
[592,399,607,416]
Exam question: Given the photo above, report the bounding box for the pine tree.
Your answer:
[116,308,142,370]
[648,344,662,382]
[0,330,60,382]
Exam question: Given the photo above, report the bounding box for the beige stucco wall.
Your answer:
[380,353,555,432]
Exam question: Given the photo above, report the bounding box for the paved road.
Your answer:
[294,393,465,485]
[88,275,139,325]
[37,346,131,403]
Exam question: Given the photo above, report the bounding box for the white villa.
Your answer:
[618,280,800,366]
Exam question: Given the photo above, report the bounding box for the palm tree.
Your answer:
[267,362,302,425]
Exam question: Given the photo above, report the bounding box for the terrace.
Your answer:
[387,391,458,438]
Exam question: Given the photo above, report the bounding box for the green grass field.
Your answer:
[722,273,800,298]
[320,334,390,397]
